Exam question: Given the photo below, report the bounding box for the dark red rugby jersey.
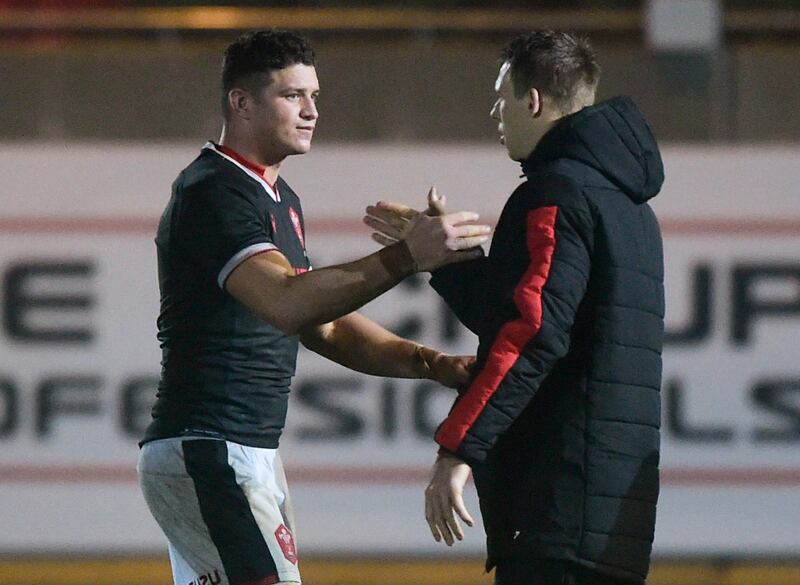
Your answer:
[144,143,311,448]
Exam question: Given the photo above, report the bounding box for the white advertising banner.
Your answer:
[0,143,798,556]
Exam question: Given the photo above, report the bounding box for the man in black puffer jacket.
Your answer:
[365,31,664,585]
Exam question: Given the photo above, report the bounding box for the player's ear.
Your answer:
[529,88,543,119]
[228,88,251,120]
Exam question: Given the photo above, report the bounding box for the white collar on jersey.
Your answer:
[202,142,281,203]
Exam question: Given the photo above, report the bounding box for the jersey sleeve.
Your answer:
[177,179,277,289]
[435,180,594,465]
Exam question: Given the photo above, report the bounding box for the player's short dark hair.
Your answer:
[221,29,316,116]
[501,30,600,113]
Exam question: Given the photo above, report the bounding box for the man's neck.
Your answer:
[218,129,282,185]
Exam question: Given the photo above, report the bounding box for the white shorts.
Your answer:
[138,437,301,585]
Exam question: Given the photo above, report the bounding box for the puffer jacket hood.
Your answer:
[523,96,664,204]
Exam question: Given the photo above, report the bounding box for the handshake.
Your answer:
[363,187,492,273]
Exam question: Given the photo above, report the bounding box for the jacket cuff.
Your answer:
[435,440,483,467]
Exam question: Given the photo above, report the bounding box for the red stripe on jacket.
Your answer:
[435,205,559,453]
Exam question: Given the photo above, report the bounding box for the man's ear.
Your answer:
[529,88,543,119]
[227,88,251,120]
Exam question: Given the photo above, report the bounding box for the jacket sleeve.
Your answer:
[435,192,594,465]
[429,253,489,334]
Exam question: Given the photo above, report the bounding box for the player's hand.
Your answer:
[425,451,474,546]
[402,210,490,271]
[425,186,447,216]
[365,186,489,271]
[363,187,449,246]
[428,354,475,390]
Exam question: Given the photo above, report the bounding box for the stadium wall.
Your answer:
[0,143,798,567]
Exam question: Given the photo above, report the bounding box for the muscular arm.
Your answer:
[299,312,473,388]
[300,313,428,378]
[226,244,414,336]
[226,208,489,336]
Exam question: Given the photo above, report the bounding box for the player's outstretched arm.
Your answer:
[225,210,490,336]
[300,312,474,388]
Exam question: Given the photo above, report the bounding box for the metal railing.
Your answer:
[0,6,796,36]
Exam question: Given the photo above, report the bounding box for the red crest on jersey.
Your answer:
[288,207,304,247]
[274,524,297,565]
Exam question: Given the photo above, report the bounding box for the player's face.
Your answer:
[490,61,539,162]
[251,64,320,160]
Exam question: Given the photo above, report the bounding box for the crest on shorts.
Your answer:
[288,206,305,247]
[275,523,297,565]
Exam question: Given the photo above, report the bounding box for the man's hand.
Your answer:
[398,210,490,271]
[424,451,475,546]
[426,186,447,216]
[364,187,481,252]
[425,351,475,389]
[364,201,417,246]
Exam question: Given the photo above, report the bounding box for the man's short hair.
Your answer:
[221,29,316,116]
[501,30,600,114]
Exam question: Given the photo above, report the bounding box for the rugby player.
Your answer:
[137,30,490,585]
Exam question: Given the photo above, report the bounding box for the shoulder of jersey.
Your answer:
[179,150,262,194]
